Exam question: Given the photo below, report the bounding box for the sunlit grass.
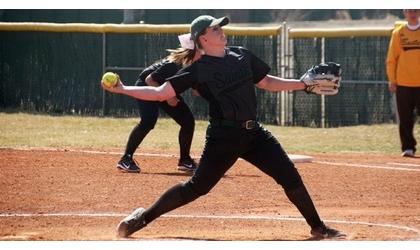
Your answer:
[1,112,416,155]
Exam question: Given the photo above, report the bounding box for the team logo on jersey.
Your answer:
[400,33,420,51]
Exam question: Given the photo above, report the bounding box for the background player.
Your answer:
[116,42,201,173]
[103,15,345,239]
[386,9,420,157]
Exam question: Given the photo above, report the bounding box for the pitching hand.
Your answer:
[101,76,124,94]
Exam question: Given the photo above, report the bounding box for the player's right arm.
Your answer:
[102,64,196,102]
[145,62,181,106]
[145,75,160,87]
[145,74,179,106]
[102,79,176,102]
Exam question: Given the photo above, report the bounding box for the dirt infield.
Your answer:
[0,148,419,241]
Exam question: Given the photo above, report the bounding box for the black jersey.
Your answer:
[168,46,270,121]
[138,59,182,85]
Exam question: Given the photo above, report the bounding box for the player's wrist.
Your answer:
[298,81,306,90]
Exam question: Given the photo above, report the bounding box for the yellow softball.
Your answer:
[102,72,118,88]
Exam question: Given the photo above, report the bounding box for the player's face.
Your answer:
[404,9,420,24]
[202,25,227,47]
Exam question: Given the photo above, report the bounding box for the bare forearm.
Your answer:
[118,86,163,101]
[257,75,305,92]
[108,82,176,102]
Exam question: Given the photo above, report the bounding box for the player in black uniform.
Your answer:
[103,15,345,239]
[116,46,201,173]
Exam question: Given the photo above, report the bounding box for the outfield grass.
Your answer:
[1,112,417,155]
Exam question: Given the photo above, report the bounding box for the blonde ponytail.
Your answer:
[165,48,197,66]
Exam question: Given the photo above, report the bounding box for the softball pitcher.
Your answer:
[103,15,345,239]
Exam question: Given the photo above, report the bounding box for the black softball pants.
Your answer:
[123,82,195,161]
[143,124,323,229]
[396,86,420,153]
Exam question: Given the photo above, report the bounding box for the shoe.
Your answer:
[177,158,198,172]
[117,155,140,173]
[117,207,147,238]
[310,224,346,239]
[401,149,415,157]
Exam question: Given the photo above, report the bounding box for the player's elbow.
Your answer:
[255,76,270,90]
[155,91,169,102]
[145,75,153,85]
[155,84,175,102]
[256,76,279,92]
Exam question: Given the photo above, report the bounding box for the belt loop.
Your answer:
[244,120,254,129]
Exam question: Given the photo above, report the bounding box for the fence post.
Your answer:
[280,22,287,126]
[286,26,294,126]
[320,37,326,128]
[276,23,283,125]
[101,33,108,116]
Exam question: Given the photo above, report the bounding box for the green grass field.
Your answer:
[1,112,418,155]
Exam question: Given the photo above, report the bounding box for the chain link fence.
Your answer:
[0,22,396,127]
[290,36,392,127]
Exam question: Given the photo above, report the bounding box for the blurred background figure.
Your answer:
[386,9,420,157]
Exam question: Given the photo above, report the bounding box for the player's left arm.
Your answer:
[256,75,305,92]
[246,47,305,92]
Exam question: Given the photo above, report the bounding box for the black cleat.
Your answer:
[117,155,140,173]
[311,224,346,239]
[177,158,198,173]
[117,207,147,238]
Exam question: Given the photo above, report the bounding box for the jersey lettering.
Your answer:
[196,51,257,120]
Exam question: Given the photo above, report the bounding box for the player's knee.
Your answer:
[180,179,214,202]
[274,163,304,191]
[282,175,304,191]
[138,118,157,131]
[179,114,194,129]
[181,120,195,133]
[179,181,204,202]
